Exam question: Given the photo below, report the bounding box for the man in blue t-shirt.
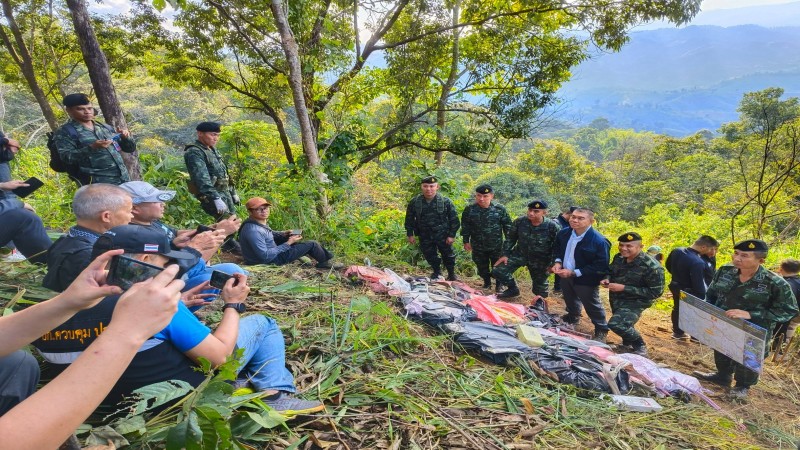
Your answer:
[34,225,323,416]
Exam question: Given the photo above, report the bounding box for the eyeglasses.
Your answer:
[248,206,270,212]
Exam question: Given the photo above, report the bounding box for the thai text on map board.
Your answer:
[678,291,767,373]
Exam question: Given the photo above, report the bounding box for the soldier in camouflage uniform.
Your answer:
[184,122,240,220]
[404,176,460,280]
[55,93,136,185]
[694,239,799,400]
[603,232,665,356]
[493,200,560,299]
[460,184,512,290]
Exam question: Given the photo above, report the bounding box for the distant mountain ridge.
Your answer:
[556,23,800,136]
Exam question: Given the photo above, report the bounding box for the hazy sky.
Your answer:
[702,0,795,10]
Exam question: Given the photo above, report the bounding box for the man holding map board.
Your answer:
[692,239,798,400]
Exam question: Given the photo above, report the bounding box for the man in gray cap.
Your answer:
[53,93,136,185]
[120,181,245,306]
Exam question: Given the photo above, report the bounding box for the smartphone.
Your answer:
[210,270,236,290]
[11,177,44,198]
[290,229,302,236]
[195,224,214,235]
[107,255,165,291]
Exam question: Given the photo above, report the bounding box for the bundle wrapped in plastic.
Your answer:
[614,353,705,396]
[381,268,411,295]
[464,296,527,325]
[344,265,392,293]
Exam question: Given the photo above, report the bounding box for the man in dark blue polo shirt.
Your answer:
[664,235,719,340]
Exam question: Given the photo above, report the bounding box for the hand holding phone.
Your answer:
[11,177,44,198]
[110,133,122,141]
[290,229,302,236]
[194,224,214,236]
[107,255,166,291]
[210,270,237,290]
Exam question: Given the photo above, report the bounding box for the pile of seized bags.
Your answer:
[345,265,716,406]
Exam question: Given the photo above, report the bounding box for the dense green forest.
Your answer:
[0,0,795,270]
[2,1,800,448]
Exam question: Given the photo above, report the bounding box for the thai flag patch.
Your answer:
[143,244,159,252]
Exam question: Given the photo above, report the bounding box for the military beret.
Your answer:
[528,200,547,210]
[618,232,642,242]
[196,121,222,132]
[62,93,90,107]
[421,176,437,184]
[733,239,768,252]
[475,184,493,194]
[569,205,579,213]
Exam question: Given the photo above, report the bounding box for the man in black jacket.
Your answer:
[551,207,612,342]
[664,235,719,340]
[42,184,133,292]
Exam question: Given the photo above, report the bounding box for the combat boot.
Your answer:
[729,386,749,401]
[445,267,457,281]
[497,281,520,299]
[692,371,733,387]
[482,276,492,289]
[592,329,608,344]
[631,340,648,356]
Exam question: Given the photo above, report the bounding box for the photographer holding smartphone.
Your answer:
[34,225,324,417]
[0,249,184,450]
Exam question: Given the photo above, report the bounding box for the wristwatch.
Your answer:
[223,303,246,313]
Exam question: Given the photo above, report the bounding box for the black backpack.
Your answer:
[48,122,112,186]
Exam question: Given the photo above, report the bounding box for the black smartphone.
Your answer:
[290,229,302,236]
[107,255,165,291]
[210,270,236,289]
[195,224,214,235]
[11,177,44,198]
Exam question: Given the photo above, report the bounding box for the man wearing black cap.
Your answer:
[493,200,560,299]
[184,122,239,219]
[53,93,136,185]
[694,239,798,400]
[460,184,512,290]
[404,176,460,280]
[602,232,664,356]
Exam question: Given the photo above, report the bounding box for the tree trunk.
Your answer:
[269,0,329,216]
[434,0,461,166]
[65,0,141,180]
[0,0,59,131]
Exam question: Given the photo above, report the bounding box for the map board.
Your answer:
[678,292,767,373]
